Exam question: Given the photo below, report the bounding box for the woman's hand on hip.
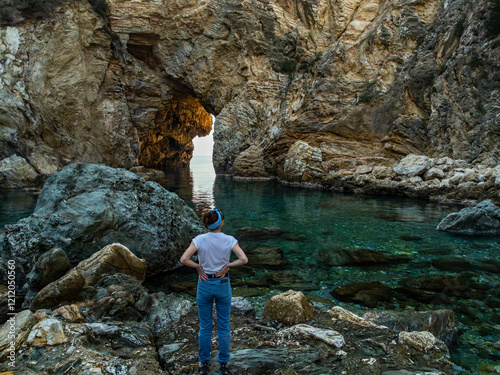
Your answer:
[197,265,208,281]
[215,264,229,278]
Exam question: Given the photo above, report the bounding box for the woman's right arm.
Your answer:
[180,241,208,281]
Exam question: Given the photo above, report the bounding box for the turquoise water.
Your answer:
[169,157,500,374]
[1,157,500,373]
[0,190,39,231]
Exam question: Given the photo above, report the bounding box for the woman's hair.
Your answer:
[203,209,224,229]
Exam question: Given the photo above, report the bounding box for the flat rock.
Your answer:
[229,347,287,374]
[246,247,287,268]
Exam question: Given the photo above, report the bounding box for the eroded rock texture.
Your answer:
[0,0,499,192]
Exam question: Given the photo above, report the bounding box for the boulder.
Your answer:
[264,290,314,325]
[393,154,434,177]
[53,304,84,323]
[0,163,205,286]
[30,269,85,311]
[75,243,147,287]
[437,199,500,235]
[328,306,387,329]
[399,331,438,351]
[0,155,39,188]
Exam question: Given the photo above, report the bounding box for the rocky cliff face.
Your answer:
[0,0,498,198]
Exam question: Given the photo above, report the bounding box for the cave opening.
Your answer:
[138,93,213,170]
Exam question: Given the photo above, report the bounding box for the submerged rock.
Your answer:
[0,163,205,286]
[331,281,394,308]
[318,247,411,267]
[437,199,500,235]
[235,226,286,241]
[245,247,287,268]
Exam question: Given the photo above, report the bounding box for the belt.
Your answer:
[206,273,229,279]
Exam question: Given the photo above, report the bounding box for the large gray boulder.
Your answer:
[436,199,500,235]
[0,163,205,286]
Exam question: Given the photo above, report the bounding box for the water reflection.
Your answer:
[161,156,216,213]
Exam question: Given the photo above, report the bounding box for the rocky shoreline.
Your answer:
[3,152,500,207]
[234,151,500,205]
[0,242,456,375]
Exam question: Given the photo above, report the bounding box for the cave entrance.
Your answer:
[138,94,213,169]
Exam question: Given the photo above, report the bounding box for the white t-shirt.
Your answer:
[192,232,238,274]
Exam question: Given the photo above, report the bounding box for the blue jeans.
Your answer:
[197,277,232,363]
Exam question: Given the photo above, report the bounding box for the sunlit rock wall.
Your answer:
[0,0,498,191]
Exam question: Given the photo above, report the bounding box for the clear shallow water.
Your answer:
[1,157,499,373]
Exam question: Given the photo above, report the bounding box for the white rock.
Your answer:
[424,167,445,181]
[393,154,434,177]
[278,324,345,348]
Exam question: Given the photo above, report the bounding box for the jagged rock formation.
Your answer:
[0,163,205,287]
[0,0,499,197]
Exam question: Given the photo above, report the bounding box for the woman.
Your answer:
[180,209,248,375]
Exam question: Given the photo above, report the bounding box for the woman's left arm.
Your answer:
[180,242,208,281]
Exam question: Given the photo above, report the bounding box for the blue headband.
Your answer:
[207,209,222,230]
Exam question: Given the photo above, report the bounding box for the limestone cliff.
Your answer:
[0,0,498,199]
